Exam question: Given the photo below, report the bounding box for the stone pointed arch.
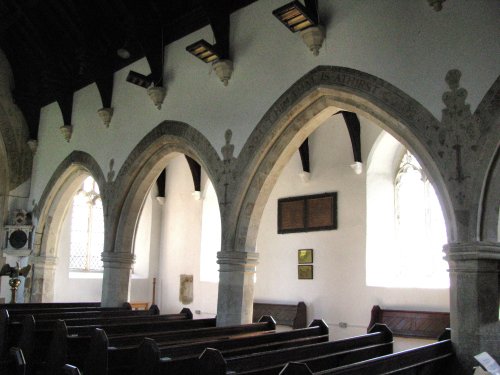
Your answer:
[231,66,456,254]
[30,151,105,302]
[101,121,221,306]
[475,76,500,242]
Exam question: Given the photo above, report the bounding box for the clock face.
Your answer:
[9,230,28,249]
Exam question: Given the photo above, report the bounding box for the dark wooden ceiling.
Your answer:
[0,0,257,140]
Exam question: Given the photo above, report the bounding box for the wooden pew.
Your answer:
[253,302,307,329]
[0,302,101,310]
[5,302,133,323]
[1,304,163,358]
[16,308,192,375]
[368,305,450,339]
[81,316,278,375]
[279,338,453,374]
[45,317,218,375]
[194,324,393,375]
[134,319,329,375]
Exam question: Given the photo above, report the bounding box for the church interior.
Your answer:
[0,0,498,374]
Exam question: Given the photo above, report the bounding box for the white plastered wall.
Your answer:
[157,155,218,316]
[254,115,449,340]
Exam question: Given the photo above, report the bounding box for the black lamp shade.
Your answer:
[273,1,316,33]
[186,40,220,63]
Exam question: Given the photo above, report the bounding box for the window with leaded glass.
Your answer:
[69,176,104,272]
[393,151,448,288]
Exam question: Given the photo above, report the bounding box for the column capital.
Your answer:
[101,251,135,269]
[217,251,258,272]
[444,242,500,262]
[29,255,58,270]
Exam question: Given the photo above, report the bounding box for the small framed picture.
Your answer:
[298,265,313,279]
[298,249,313,264]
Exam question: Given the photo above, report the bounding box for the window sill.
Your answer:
[69,271,103,279]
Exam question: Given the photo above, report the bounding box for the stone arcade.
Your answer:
[0,1,498,373]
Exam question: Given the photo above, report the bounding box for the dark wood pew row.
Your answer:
[17,308,193,373]
[5,302,134,323]
[0,302,101,310]
[279,338,453,374]
[0,304,162,358]
[134,319,329,375]
[197,324,393,375]
[44,317,220,375]
[54,317,276,375]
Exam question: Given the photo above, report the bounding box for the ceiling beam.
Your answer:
[341,111,362,163]
[185,155,201,192]
[200,0,231,59]
[299,138,311,173]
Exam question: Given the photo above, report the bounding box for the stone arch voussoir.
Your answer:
[111,121,221,256]
[29,151,105,302]
[232,66,456,252]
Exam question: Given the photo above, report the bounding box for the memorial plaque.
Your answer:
[278,192,337,233]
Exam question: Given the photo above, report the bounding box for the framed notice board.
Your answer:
[277,192,337,234]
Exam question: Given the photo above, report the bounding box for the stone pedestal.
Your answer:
[445,242,500,374]
[101,252,134,307]
[29,255,57,302]
[216,251,258,326]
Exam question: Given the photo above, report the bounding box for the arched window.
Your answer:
[69,176,104,272]
[392,151,448,288]
[366,132,449,289]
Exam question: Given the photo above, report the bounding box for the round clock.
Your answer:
[9,229,28,249]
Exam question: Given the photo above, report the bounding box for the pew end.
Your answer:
[122,302,132,310]
[199,348,227,375]
[368,323,393,342]
[46,320,69,375]
[180,307,193,319]
[0,309,9,357]
[9,346,26,375]
[438,328,451,341]
[63,364,82,375]
[258,315,277,330]
[135,338,160,375]
[149,304,160,315]
[279,362,313,375]
[84,328,108,375]
[308,319,329,336]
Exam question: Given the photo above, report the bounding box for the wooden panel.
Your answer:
[368,305,450,339]
[279,200,305,230]
[278,193,337,234]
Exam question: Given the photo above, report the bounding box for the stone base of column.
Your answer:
[216,251,258,326]
[445,242,500,374]
[29,256,57,303]
[101,252,135,307]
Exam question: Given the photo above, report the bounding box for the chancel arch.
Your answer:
[101,121,222,307]
[30,151,106,302]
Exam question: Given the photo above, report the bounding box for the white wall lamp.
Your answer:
[186,39,233,86]
[273,1,325,56]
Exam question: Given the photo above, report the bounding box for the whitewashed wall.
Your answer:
[254,116,449,340]
[158,155,218,316]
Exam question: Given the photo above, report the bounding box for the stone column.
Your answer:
[445,242,500,373]
[29,255,57,302]
[101,251,134,307]
[216,251,259,326]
